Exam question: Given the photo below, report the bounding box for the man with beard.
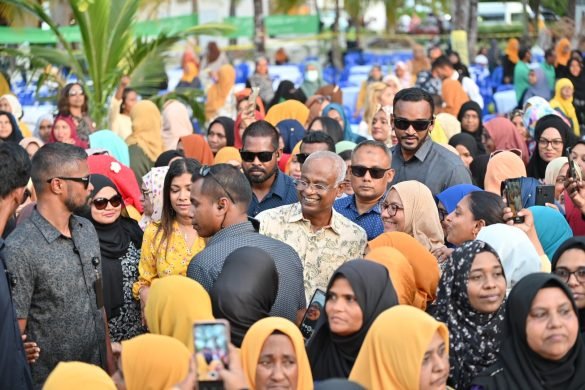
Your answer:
[240,120,298,217]
[5,143,108,387]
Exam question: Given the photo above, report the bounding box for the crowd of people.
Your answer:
[2,35,585,390]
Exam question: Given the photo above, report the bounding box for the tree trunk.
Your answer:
[521,0,530,41]
[253,0,266,54]
[531,0,541,36]
[468,0,478,61]
[569,0,576,21]
[331,0,343,70]
[228,0,237,46]
[385,0,397,35]
[452,0,468,30]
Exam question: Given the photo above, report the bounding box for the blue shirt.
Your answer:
[248,171,299,217]
[333,195,384,241]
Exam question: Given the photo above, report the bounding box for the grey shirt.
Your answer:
[5,209,107,388]
[187,221,306,322]
[391,137,472,195]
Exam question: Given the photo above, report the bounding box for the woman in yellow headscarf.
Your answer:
[550,78,580,136]
[265,100,310,127]
[349,306,451,390]
[213,146,242,169]
[117,334,191,390]
[43,362,116,390]
[144,275,214,352]
[365,247,417,306]
[240,317,313,390]
[205,64,236,122]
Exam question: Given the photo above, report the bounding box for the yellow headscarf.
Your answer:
[43,362,116,390]
[241,317,313,390]
[555,38,571,67]
[265,100,310,127]
[435,112,461,141]
[365,247,416,306]
[349,306,449,390]
[144,275,214,352]
[121,334,191,390]
[429,122,448,144]
[550,78,580,136]
[505,38,519,64]
[205,64,236,121]
[126,100,164,162]
[213,146,242,165]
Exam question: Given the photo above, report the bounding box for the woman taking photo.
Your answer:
[306,260,398,380]
[132,158,206,310]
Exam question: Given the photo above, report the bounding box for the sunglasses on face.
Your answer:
[490,148,523,159]
[68,89,85,97]
[93,194,123,210]
[239,150,276,163]
[46,175,91,189]
[350,165,390,179]
[393,117,433,131]
[296,153,310,165]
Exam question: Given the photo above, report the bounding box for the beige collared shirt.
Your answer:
[257,202,367,300]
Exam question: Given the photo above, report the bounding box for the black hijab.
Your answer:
[552,236,585,333]
[306,259,398,381]
[210,246,278,348]
[308,116,344,144]
[472,273,585,390]
[457,101,487,155]
[268,80,307,109]
[0,111,23,144]
[208,116,235,147]
[449,132,480,158]
[527,114,572,180]
[470,154,490,189]
[82,174,143,319]
[314,379,365,390]
[154,149,184,167]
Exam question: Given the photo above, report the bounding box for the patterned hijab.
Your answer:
[432,240,506,389]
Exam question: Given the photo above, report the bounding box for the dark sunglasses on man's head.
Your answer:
[199,165,235,203]
[240,150,275,163]
[296,153,310,165]
[350,165,390,179]
[93,194,123,210]
[393,117,433,131]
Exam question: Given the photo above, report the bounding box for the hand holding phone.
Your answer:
[567,147,578,179]
[247,87,260,115]
[502,178,525,224]
[299,289,326,340]
[193,320,230,390]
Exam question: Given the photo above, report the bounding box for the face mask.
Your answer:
[305,70,319,82]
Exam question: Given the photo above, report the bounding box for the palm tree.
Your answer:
[3,0,230,127]
[253,0,266,54]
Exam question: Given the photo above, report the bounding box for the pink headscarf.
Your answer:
[49,115,88,148]
[484,117,529,164]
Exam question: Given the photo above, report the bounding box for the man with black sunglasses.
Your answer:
[390,88,472,195]
[240,121,298,217]
[333,140,394,240]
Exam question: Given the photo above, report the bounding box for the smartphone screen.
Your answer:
[299,289,326,340]
[193,321,230,385]
[503,178,525,223]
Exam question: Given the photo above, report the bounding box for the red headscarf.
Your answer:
[88,154,143,213]
[49,115,88,148]
[234,111,264,149]
[179,134,214,165]
[484,117,530,164]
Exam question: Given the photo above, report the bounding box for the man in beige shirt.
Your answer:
[256,151,367,300]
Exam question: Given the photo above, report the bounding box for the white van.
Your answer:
[478,2,534,25]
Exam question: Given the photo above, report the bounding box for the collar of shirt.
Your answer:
[267,170,290,200]
[207,221,256,246]
[287,202,343,235]
[394,136,433,163]
[343,195,382,215]
[31,208,83,243]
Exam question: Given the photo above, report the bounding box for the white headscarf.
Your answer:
[1,94,23,119]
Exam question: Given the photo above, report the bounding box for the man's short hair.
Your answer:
[545,48,554,58]
[31,143,87,195]
[242,120,280,150]
[431,55,453,71]
[300,131,335,152]
[192,164,252,208]
[393,87,435,115]
[519,47,530,60]
[352,140,392,164]
[0,143,31,199]
[303,151,346,185]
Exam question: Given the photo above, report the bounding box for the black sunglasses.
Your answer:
[93,194,123,210]
[393,117,433,131]
[240,150,276,163]
[296,153,310,165]
[46,175,91,189]
[350,165,390,179]
[199,166,235,203]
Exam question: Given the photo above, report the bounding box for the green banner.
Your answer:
[266,14,319,36]
[223,16,254,39]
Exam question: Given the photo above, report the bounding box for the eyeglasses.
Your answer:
[240,150,276,163]
[296,153,310,165]
[294,179,335,193]
[538,138,563,148]
[199,166,235,203]
[92,194,123,210]
[46,175,91,189]
[381,202,404,217]
[393,117,433,131]
[438,208,448,221]
[553,267,585,283]
[490,148,523,159]
[350,165,391,179]
[68,89,85,97]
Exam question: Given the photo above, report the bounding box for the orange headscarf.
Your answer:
[555,38,572,67]
[205,64,236,121]
[213,146,242,166]
[505,38,520,64]
[365,247,417,306]
[484,151,527,195]
[368,231,440,309]
[265,100,309,127]
[180,49,199,83]
[179,134,214,165]
[442,79,469,117]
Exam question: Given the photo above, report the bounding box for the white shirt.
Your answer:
[450,71,484,109]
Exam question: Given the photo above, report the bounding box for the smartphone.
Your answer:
[503,178,525,224]
[567,147,578,179]
[299,289,326,340]
[247,87,260,114]
[193,320,230,390]
[535,185,555,206]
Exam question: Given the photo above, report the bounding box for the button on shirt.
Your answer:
[391,137,472,195]
[5,210,107,388]
[334,195,384,241]
[187,221,306,322]
[256,202,367,300]
[248,171,299,217]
